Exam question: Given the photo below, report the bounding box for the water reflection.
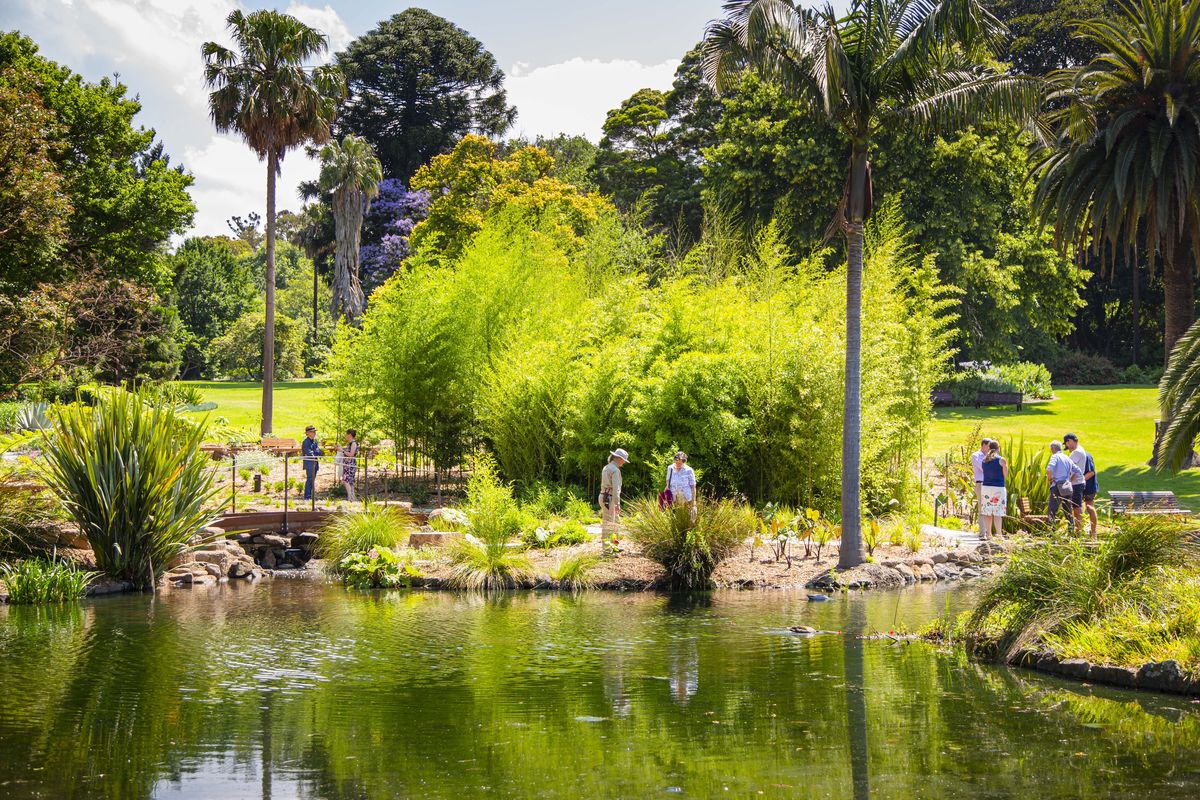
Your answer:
[0,584,1198,798]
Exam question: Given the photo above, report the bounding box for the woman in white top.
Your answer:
[666,451,697,514]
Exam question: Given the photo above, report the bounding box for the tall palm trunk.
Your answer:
[1162,250,1195,367]
[1155,247,1196,467]
[839,149,868,570]
[331,187,367,324]
[844,598,870,799]
[262,150,277,436]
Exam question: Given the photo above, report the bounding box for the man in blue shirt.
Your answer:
[1045,440,1083,531]
[301,425,323,501]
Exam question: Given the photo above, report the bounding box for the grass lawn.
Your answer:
[182,380,328,436]
[930,385,1200,509]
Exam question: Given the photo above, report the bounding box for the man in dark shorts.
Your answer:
[1064,433,1098,537]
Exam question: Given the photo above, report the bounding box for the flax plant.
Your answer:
[38,390,220,589]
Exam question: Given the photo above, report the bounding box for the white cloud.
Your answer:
[285,3,353,54]
[8,0,350,237]
[183,135,321,236]
[506,57,680,141]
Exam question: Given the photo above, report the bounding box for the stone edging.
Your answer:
[1009,649,1200,696]
[806,544,1002,591]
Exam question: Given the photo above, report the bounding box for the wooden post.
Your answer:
[282,455,289,535]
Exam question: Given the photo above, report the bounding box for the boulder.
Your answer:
[914,563,937,581]
[909,556,933,567]
[408,531,462,549]
[892,563,917,583]
[194,551,234,574]
[293,532,319,549]
[260,550,277,569]
[1089,664,1139,689]
[259,534,290,548]
[201,562,224,579]
[932,563,960,581]
[166,550,195,570]
[931,552,949,564]
[1057,658,1092,680]
[1036,653,1061,674]
[861,563,904,588]
[1138,660,1191,694]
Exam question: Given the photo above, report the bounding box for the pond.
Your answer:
[1,582,1199,799]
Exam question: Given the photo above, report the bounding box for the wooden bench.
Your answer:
[1109,491,1191,516]
[931,389,955,406]
[975,391,1023,411]
[1016,496,1052,529]
[260,437,300,456]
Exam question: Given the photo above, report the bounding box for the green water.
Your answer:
[1,582,1199,799]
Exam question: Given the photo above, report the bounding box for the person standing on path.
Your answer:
[341,429,360,504]
[1064,433,1098,537]
[666,451,697,516]
[971,438,991,531]
[1046,441,1083,531]
[600,449,629,536]
[980,440,1008,540]
[301,425,323,501]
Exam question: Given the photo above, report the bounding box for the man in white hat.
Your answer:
[600,448,629,535]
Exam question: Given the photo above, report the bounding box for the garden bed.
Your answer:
[277,537,1001,593]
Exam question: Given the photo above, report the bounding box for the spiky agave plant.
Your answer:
[38,389,220,589]
[998,435,1050,532]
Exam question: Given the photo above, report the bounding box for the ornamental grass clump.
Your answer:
[965,516,1197,662]
[549,552,600,591]
[446,457,531,590]
[38,389,220,589]
[2,558,94,604]
[317,505,414,574]
[627,497,758,590]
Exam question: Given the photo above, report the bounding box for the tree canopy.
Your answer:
[1036,0,1200,362]
[0,32,194,293]
[336,8,516,182]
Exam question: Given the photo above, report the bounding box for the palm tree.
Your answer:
[203,10,344,435]
[704,0,1039,568]
[1036,0,1200,366]
[319,134,382,324]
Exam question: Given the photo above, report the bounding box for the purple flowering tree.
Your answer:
[359,178,431,292]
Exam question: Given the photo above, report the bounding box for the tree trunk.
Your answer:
[839,149,868,570]
[1130,256,1140,367]
[262,151,277,436]
[331,188,367,324]
[844,599,870,800]
[1162,250,1195,367]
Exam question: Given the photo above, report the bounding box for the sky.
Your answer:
[2,1,724,238]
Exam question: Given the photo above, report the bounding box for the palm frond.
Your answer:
[904,72,1044,130]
